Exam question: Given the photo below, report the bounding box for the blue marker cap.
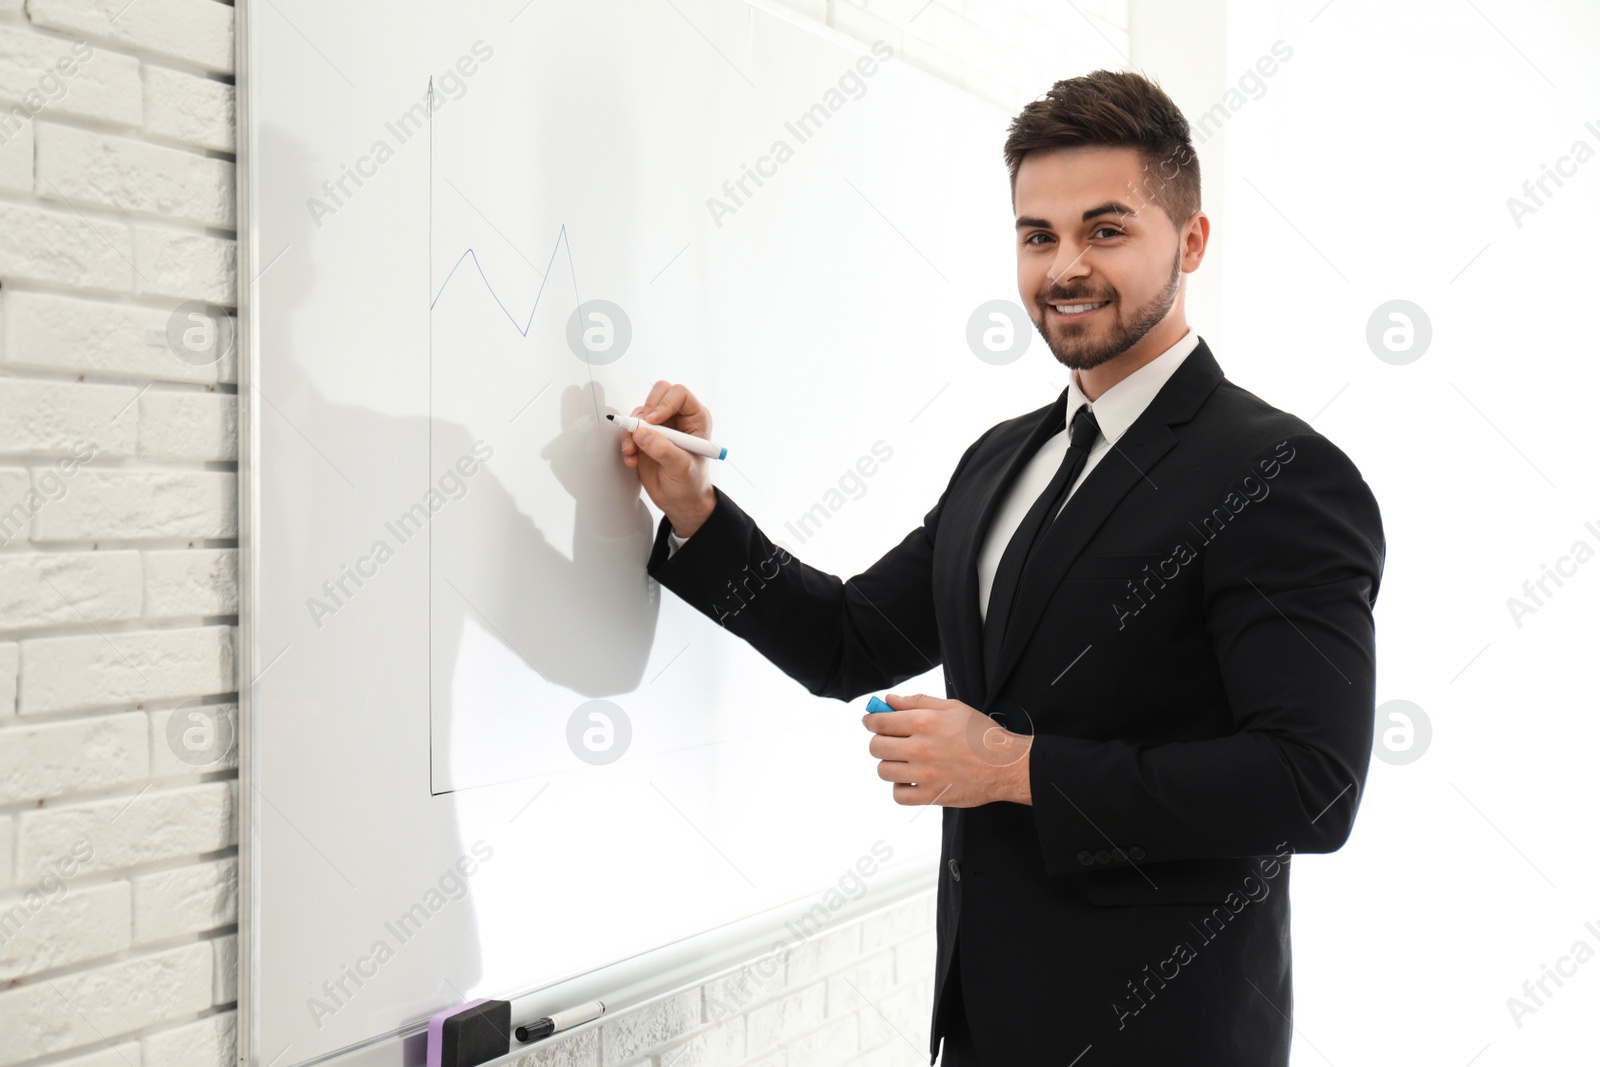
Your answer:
[866,696,893,714]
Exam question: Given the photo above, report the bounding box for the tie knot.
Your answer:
[1068,403,1100,449]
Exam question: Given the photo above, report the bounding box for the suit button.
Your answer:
[948,858,961,882]
[1095,849,1112,865]
[1111,848,1127,863]
[1129,847,1146,861]
[1076,850,1095,866]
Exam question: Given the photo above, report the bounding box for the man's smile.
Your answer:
[1047,299,1110,322]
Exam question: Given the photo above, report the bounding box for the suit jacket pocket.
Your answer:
[1084,856,1258,907]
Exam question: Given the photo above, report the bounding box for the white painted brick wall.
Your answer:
[0,878,131,980]
[143,64,235,152]
[0,26,143,124]
[29,469,237,541]
[27,0,234,75]
[16,781,234,879]
[0,814,12,887]
[0,709,148,802]
[142,548,239,616]
[140,1011,236,1067]
[508,894,939,1067]
[0,0,1125,1063]
[34,121,236,227]
[210,931,236,1004]
[0,550,143,628]
[0,378,140,456]
[18,625,234,714]
[0,199,133,290]
[43,1042,144,1067]
[0,120,30,191]
[138,389,238,461]
[1,12,239,1065]
[2,290,239,384]
[130,855,236,942]
[0,642,16,719]
[147,703,237,777]
[131,223,237,304]
[0,939,216,1065]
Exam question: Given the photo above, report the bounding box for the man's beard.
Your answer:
[1034,248,1182,371]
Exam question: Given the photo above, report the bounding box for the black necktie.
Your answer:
[983,402,1101,677]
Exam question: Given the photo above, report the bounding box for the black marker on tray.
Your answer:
[427,997,606,1067]
[515,1000,605,1043]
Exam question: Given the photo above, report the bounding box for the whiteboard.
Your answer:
[241,1,1045,1063]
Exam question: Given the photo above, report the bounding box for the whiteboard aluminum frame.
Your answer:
[237,0,259,1064]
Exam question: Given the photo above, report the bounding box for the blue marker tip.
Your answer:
[866,696,893,714]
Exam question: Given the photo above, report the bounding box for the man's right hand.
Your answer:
[619,379,718,539]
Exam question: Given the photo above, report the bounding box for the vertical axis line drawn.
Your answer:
[428,76,435,796]
[425,75,606,794]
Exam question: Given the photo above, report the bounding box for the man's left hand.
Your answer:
[862,692,1033,808]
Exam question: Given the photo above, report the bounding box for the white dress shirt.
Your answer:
[975,327,1198,622]
[666,328,1201,618]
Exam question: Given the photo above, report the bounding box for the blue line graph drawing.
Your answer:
[427,75,603,418]
[427,84,612,794]
[429,224,585,340]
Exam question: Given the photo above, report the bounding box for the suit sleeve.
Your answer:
[645,428,997,703]
[1027,431,1385,874]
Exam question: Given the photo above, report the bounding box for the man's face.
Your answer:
[1014,145,1189,371]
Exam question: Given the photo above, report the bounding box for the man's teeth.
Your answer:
[1052,301,1108,314]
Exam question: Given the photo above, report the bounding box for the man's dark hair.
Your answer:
[1003,69,1200,231]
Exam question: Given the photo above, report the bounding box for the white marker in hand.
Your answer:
[607,413,727,461]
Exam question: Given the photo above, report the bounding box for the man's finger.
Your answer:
[892,783,933,806]
[632,424,693,474]
[648,382,711,435]
[643,381,685,422]
[862,711,917,736]
[642,380,671,412]
[876,760,921,784]
[647,382,688,420]
[868,735,914,760]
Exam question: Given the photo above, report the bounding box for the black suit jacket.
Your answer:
[644,338,1385,1065]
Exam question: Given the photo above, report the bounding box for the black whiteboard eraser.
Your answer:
[427,998,512,1067]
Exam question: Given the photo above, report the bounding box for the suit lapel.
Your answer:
[977,338,1227,706]
[952,387,1074,702]
[981,422,1177,705]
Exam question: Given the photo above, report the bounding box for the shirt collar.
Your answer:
[1065,327,1200,443]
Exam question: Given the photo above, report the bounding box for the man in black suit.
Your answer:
[619,69,1383,1066]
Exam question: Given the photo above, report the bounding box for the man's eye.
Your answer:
[1094,227,1123,240]
[1025,232,1052,245]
